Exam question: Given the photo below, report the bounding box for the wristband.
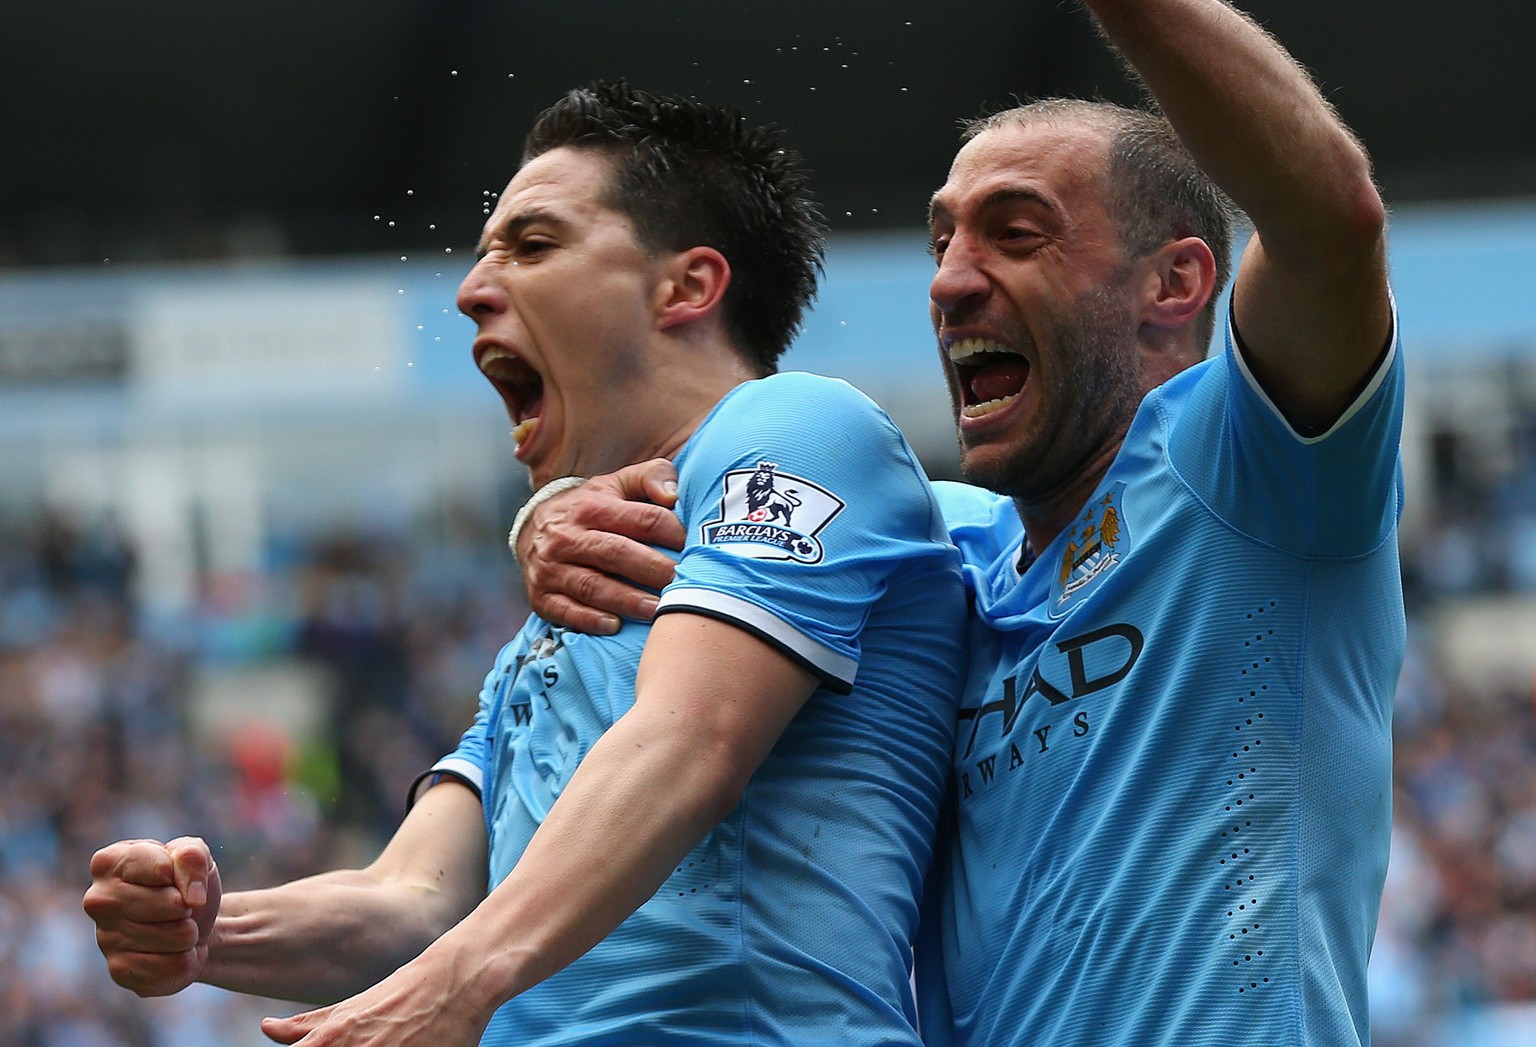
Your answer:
[507,475,587,559]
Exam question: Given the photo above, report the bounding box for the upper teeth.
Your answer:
[479,347,540,390]
[481,356,523,380]
[948,338,1016,363]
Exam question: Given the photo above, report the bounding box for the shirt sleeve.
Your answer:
[406,631,532,809]
[1164,298,1405,558]
[655,372,954,694]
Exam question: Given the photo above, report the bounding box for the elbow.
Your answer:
[1342,176,1387,255]
[1329,140,1388,255]
[1262,144,1386,273]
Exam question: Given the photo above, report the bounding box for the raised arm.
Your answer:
[1084,0,1392,431]
[261,616,818,1046]
[85,780,487,1005]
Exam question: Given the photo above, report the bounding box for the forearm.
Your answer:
[449,729,729,1004]
[1082,0,1381,248]
[202,781,487,1004]
[427,616,816,1008]
[202,870,462,1003]
[1083,0,1390,427]
[235,735,733,1047]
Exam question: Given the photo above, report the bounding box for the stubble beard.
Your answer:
[958,282,1144,507]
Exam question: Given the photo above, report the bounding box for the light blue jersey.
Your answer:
[430,372,967,1046]
[917,320,1406,1047]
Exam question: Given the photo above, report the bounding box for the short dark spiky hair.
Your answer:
[965,99,1237,353]
[522,81,827,375]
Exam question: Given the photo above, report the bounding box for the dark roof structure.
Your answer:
[2,0,1531,267]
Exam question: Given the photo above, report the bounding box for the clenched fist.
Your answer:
[83,836,222,996]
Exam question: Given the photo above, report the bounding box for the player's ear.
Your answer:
[656,246,731,331]
[1140,236,1216,331]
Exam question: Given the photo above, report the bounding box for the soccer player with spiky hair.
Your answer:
[85,81,967,1047]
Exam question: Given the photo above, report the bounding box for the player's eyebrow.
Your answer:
[928,186,1059,231]
[475,208,566,260]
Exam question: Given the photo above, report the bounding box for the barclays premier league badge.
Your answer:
[701,461,846,564]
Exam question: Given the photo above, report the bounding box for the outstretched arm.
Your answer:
[261,615,819,1046]
[514,460,686,635]
[1084,0,1392,431]
[85,781,487,1005]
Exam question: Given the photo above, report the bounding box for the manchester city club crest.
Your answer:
[701,461,846,564]
[1052,481,1129,615]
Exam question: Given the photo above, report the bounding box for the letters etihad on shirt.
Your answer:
[956,622,1144,796]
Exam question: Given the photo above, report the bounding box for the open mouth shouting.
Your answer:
[949,338,1029,419]
[476,343,546,458]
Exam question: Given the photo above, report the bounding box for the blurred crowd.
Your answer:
[1371,620,1536,1047]
[0,503,526,1046]
[1,495,1534,1046]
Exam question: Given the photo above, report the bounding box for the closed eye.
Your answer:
[999,227,1043,246]
[515,236,556,258]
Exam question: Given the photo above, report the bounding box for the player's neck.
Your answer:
[1011,434,1125,557]
[624,353,758,467]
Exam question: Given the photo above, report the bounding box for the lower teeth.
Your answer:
[963,395,1016,418]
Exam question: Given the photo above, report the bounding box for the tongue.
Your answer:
[516,391,544,426]
[969,359,1028,404]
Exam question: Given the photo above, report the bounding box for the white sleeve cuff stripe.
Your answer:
[407,757,485,810]
[1231,297,1399,446]
[656,587,858,687]
[430,757,484,794]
